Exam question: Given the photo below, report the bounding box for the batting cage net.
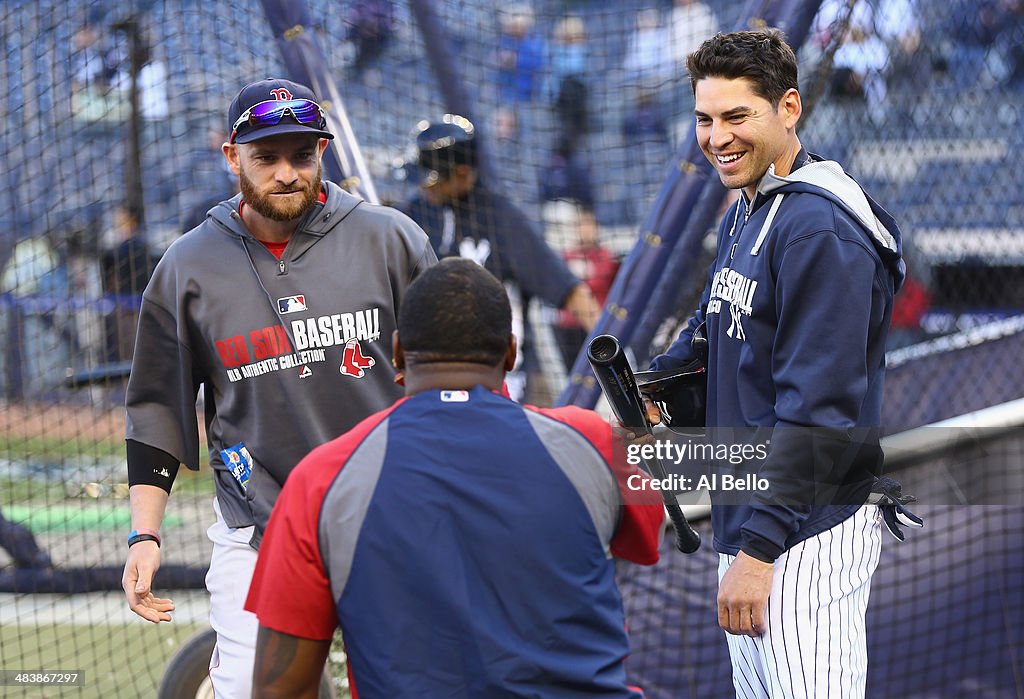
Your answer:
[2,0,1022,696]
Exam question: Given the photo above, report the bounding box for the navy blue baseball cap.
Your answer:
[414,114,477,186]
[228,78,334,144]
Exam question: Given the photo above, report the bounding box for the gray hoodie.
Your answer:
[126,181,436,545]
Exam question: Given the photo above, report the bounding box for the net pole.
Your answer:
[258,0,380,203]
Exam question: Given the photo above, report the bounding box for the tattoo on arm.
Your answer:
[263,626,299,687]
[253,625,331,698]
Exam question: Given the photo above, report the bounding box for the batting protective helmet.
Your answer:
[414,114,477,186]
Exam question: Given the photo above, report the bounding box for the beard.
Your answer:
[239,163,322,222]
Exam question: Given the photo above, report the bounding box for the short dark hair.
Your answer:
[686,28,798,107]
[398,258,511,365]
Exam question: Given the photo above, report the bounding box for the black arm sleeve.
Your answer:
[126,439,181,493]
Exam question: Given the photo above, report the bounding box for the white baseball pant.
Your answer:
[718,506,883,699]
[205,497,259,699]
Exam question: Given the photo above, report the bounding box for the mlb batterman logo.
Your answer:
[278,295,307,314]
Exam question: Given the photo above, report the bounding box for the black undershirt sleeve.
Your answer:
[126,439,180,493]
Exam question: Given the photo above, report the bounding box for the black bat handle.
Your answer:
[639,449,701,554]
[587,335,701,554]
[668,495,702,553]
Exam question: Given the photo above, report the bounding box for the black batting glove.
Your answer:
[867,476,924,542]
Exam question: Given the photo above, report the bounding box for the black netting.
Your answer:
[620,430,1024,698]
[2,0,1022,695]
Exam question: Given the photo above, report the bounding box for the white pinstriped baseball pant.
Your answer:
[717,506,883,699]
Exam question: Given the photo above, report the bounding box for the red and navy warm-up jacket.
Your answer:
[246,385,665,698]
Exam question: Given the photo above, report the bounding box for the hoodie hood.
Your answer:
[758,157,906,292]
[206,180,365,258]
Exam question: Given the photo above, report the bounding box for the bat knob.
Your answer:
[675,525,701,554]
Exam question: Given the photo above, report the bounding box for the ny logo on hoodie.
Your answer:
[709,266,757,341]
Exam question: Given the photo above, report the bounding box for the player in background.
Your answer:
[402,114,601,403]
[246,258,666,698]
[646,30,909,697]
[120,77,435,698]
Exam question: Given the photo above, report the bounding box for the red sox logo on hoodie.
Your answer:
[216,300,383,382]
[340,339,375,378]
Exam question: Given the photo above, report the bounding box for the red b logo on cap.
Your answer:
[269,87,293,101]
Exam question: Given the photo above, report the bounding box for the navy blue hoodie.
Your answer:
[651,152,905,562]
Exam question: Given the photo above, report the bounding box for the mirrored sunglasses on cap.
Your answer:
[230,99,326,143]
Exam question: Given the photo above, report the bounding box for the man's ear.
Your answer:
[392,330,405,370]
[503,335,518,372]
[780,88,802,130]
[223,142,241,176]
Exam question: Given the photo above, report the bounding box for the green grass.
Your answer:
[1,624,353,698]
[170,468,217,495]
[2,475,214,510]
[0,622,206,698]
[0,434,124,462]
[0,433,212,471]
[1,480,69,507]
[2,456,215,509]
[3,505,184,533]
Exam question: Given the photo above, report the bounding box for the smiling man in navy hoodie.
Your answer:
[648,29,905,698]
